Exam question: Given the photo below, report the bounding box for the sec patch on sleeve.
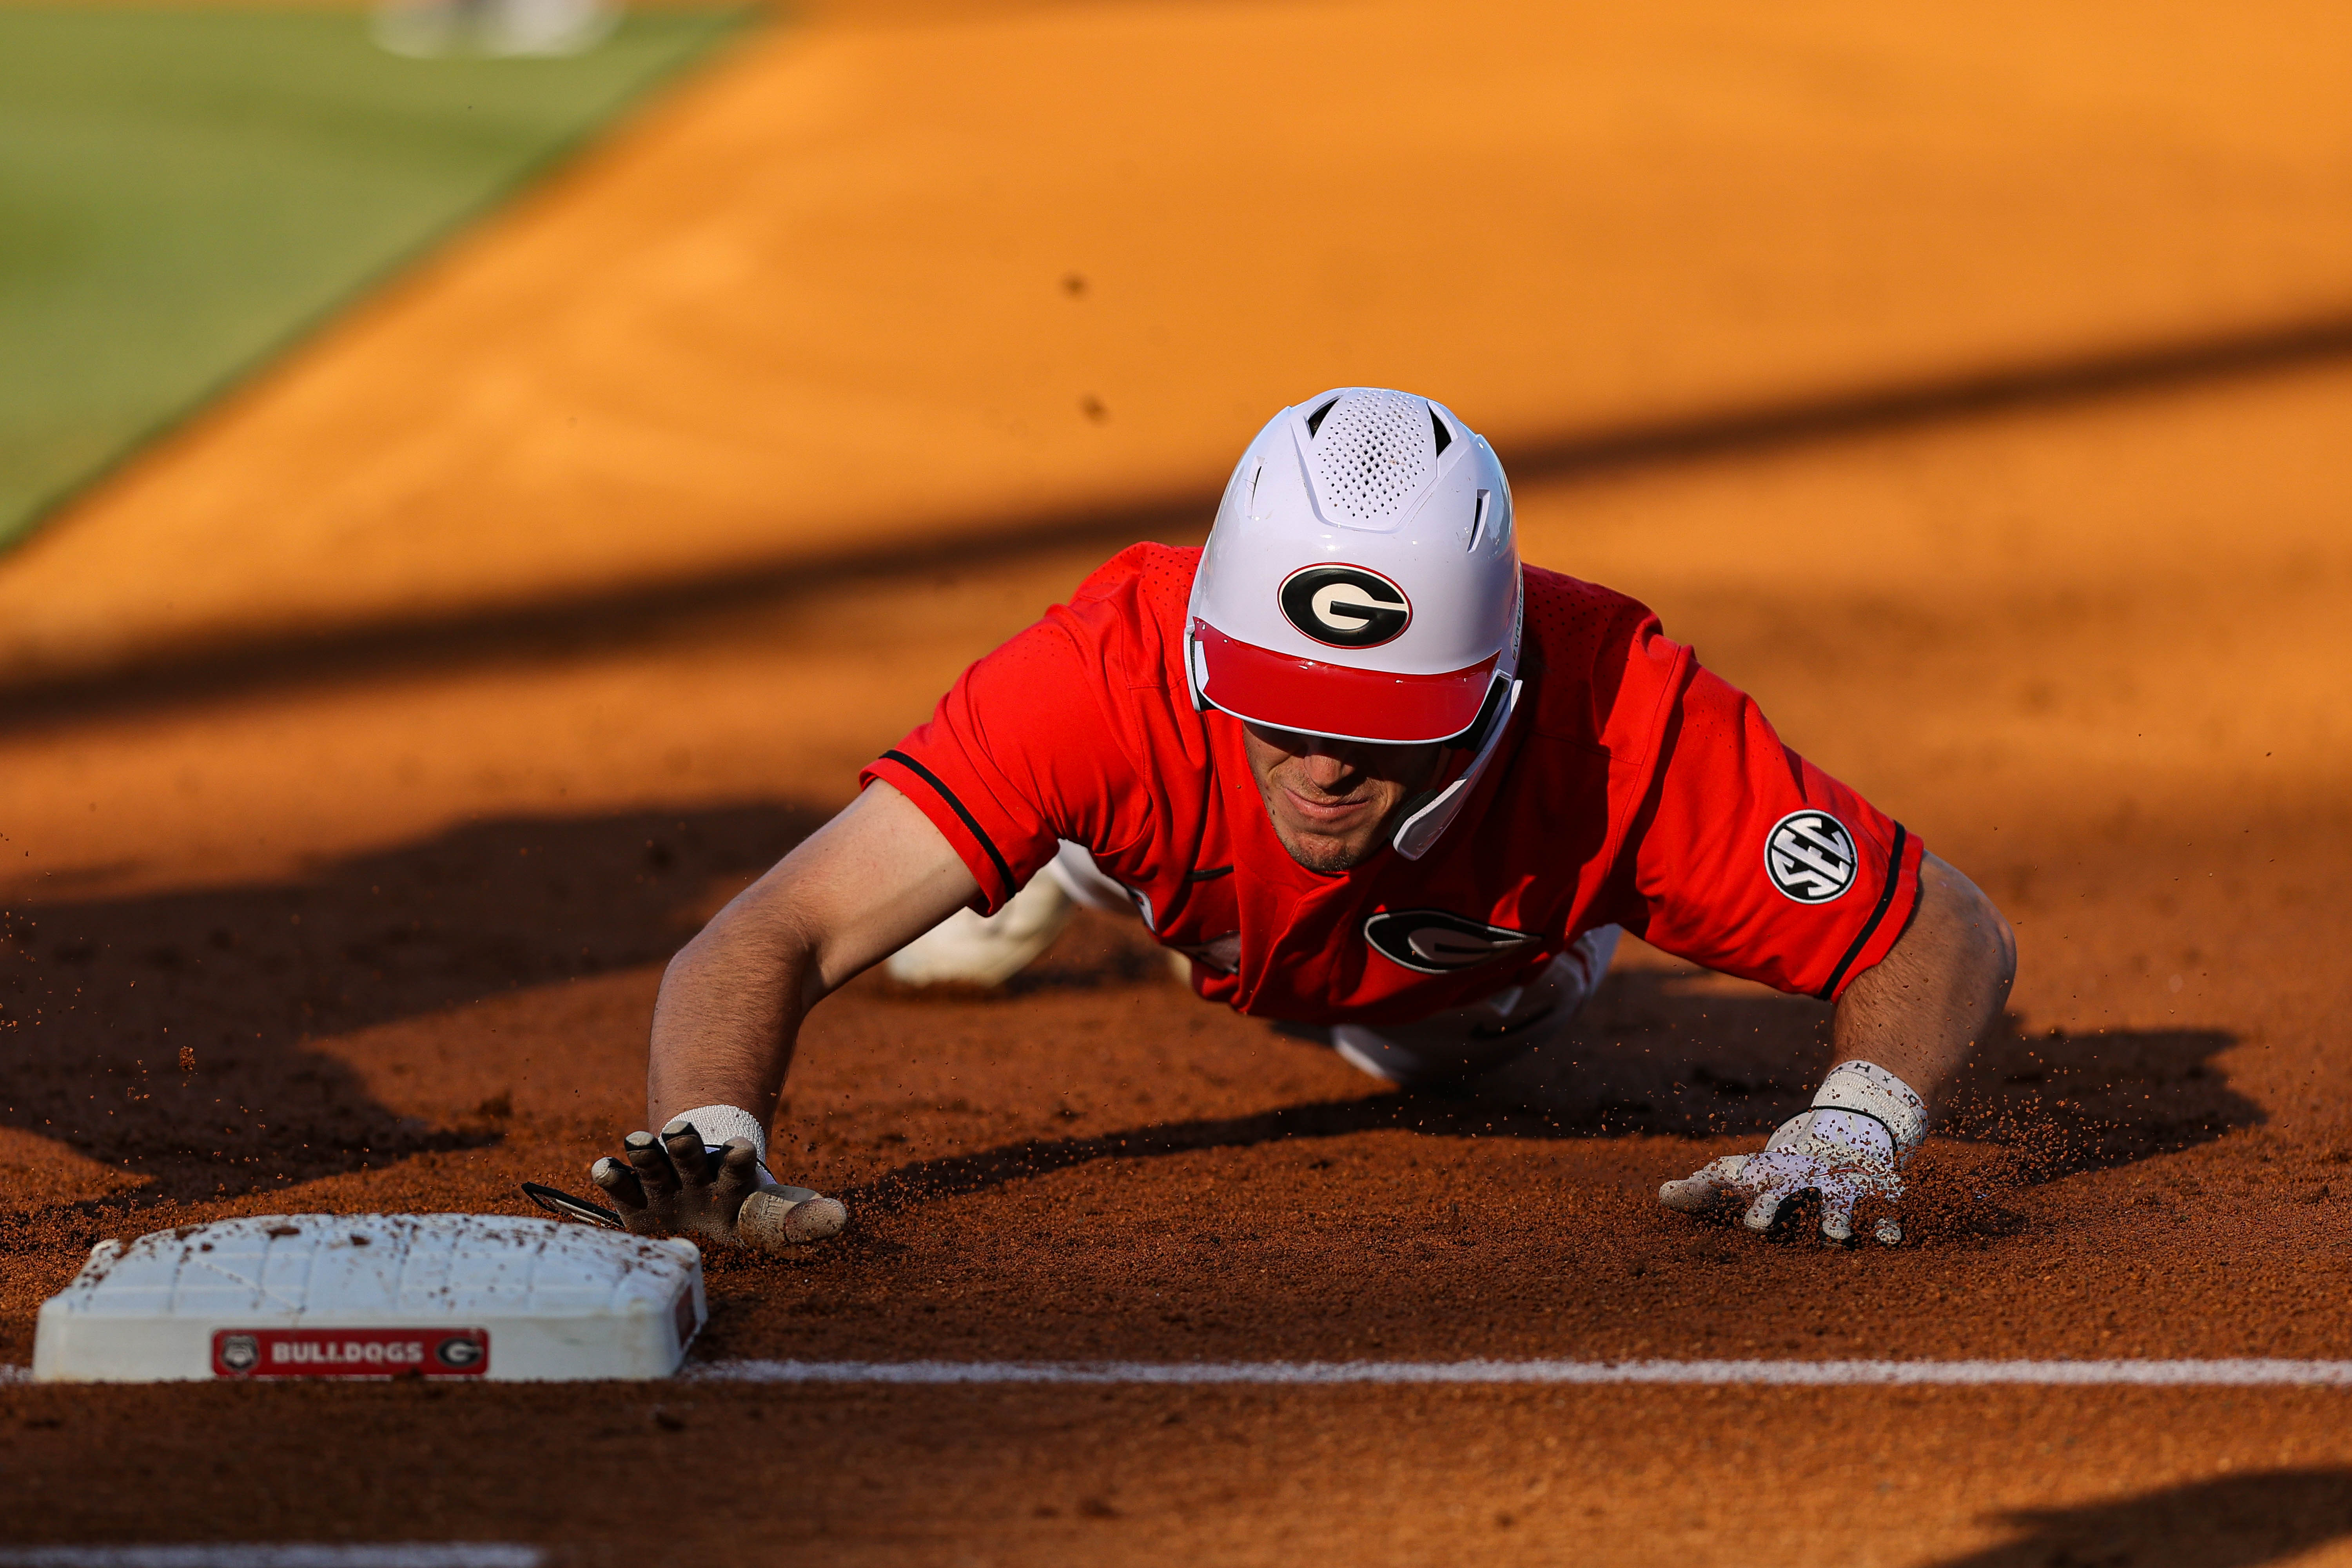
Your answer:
[1764,810,1858,903]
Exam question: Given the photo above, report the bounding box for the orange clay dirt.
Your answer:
[4,3,2352,1565]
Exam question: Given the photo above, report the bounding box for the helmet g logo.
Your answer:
[1279,564,1411,648]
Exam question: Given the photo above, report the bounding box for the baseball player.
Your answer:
[588,388,2016,1251]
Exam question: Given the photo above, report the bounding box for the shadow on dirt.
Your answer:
[1501,964,2253,1179]
[0,800,822,1205]
[850,960,2252,1220]
[1931,1470,2352,1568]
[3,818,2255,1222]
[12,305,2352,736]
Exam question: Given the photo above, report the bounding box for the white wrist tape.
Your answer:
[1809,1060,1928,1161]
[663,1104,768,1163]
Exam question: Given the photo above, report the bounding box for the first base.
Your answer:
[32,1214,705,1383]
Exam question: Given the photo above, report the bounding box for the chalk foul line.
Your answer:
[9,1359,2352,1388]
[686,1358,2352,1387]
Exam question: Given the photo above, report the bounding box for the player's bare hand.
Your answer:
[590,1117,847,1250]
[1658,1108,1905,1246]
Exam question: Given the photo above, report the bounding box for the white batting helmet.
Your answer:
[1185,388,1524,858]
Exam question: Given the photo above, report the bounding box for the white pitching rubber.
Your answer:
[32,1214,705,1383]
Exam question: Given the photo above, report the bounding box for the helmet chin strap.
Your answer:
[1184,624,1212,712]
[1391,675,1521,860]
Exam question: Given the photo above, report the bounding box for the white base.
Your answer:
[32,1214,704,1383]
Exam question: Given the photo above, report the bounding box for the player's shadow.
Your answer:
[0,801,823,1209]
[1489,963,2256,1181]
[1926,1470,2352,1568]
[848,960,2254,1227]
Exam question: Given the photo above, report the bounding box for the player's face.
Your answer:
[1240,722,1448,873]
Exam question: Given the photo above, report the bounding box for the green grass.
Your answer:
[0,4,752,552]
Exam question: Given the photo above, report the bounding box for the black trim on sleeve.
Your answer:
[1183,866,1234,883]
[1814,822,1910,1002]
[880,749,1016,902]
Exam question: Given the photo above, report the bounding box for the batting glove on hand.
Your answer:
[1657,1060,1926,1246]
[591,1114,848,1250]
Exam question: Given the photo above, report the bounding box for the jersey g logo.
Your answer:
[1278,564,1411,648]
[1364,909,1534,973]
[1764,810,1857,903]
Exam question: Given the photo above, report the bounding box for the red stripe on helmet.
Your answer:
[1192,621,1497,744]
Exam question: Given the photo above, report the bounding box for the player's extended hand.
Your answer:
[590,1118,848,1250]
[1657,1107,1906,1246]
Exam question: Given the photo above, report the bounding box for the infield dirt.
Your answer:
[4,2,2352,1564]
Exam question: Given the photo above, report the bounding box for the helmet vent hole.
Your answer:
[1305,397,1341,437]
[1469,489,1490,551]
[1430,407,1452,455]
[1310,389,1436,521]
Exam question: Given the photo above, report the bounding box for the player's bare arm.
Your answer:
[1659,851,2016,1244]
[1833,852,2016,1099]
[587,780,974,1249]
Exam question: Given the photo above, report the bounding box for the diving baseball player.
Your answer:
[590,388,2016,1251]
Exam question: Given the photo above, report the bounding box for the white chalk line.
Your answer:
[688,1358,2352,1388]
[11,1359,2352,1388]
[0,1549,540,1568]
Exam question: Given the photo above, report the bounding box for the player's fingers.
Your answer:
[709,1139,762,1204]
[590,1156,648,1212]
[1818,1192,1855,1245]
[623,1130,682,1197]
[736,1189,849,1249]
[1657,1172,1720,1212]
[1843,1177,1903,1243]
[1659,1156,1747,1212]
[1742,1190,1784,1233]
[660,1120,714,1185]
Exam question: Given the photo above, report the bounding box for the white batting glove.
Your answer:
[591,1107,847,1250]
[1658,1060,1926,1246]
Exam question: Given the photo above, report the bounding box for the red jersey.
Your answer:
[864,544,1924,1026]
